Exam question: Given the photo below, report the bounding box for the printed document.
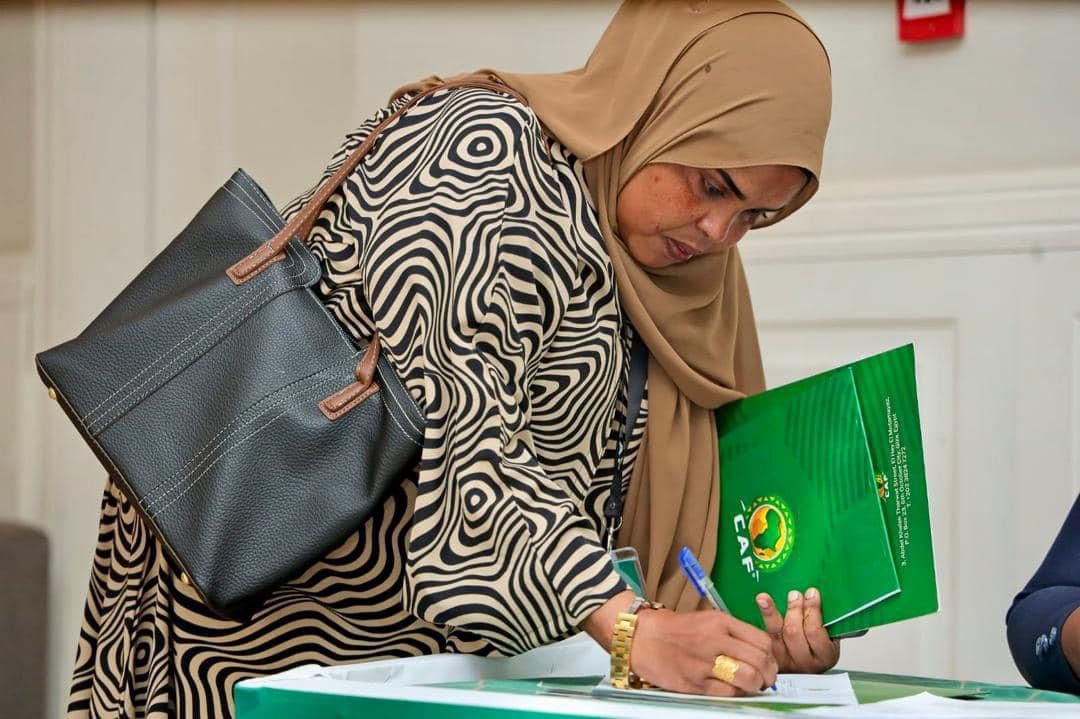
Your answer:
[594,672,858,706]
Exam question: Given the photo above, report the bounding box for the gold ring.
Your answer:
[712,654,740,683]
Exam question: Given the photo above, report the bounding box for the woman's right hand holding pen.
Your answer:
[582,590,778,697]
[633,601,779,696]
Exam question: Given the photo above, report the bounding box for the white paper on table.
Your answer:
[594,672,858,706]
[255,633,610,686]
[238,634,782,719]
[794,691,1080,718]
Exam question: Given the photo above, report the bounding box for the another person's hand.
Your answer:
[756,588,840,673]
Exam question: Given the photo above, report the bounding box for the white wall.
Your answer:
[745,1,1080,684]
[1,2,1078,715]
[801,0,1080,179]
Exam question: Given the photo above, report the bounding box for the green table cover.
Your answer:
[235,669,1078,719]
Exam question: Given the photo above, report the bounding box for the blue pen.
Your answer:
[678,546,731,613]
[679,546,777,692]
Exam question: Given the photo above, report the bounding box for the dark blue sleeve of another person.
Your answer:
[1006,493,1080,693]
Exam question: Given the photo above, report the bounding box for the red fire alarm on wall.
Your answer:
[898,0,965,43]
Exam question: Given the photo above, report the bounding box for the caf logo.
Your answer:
[747,495,795,572]
[875,472,890,501]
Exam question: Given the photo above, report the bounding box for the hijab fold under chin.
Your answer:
[393,0,831,611]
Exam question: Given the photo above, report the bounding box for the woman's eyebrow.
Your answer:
[716,168,787,213]
[716,169,747,201]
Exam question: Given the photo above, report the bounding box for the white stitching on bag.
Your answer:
[80,182,291,424]
[230,175,285,231]
[87,245,310,433]
[84,245,299,429]
[232,174,284,228]
[81,271,275,427]
[142,360,355,513]
[90,245,314,433]
[138,353,358,510]
[222,184,278,235]
[378,386,424,448]
[227,175,283,228]
[148,371,349,520]
[378,365,424,437]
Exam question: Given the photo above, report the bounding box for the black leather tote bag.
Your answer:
[35,83,508,618]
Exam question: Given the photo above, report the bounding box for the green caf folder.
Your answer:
[712,344,938,636]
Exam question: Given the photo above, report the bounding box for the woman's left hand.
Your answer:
[756,588,840,673]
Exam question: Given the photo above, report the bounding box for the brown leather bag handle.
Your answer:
[227,80,527,285]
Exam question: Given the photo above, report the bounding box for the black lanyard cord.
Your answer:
[604,332,648,551]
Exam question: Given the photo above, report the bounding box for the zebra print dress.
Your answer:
[67,86,648,718]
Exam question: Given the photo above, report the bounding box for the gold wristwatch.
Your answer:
[610,596,663,689]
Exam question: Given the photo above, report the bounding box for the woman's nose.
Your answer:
[697,207,754,252]
[696,208,735,249]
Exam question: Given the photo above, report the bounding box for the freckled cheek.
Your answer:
[640,184,698,235]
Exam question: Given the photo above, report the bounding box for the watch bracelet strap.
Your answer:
[610,600,662,689]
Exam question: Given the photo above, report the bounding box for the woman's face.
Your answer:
[615,163,808,268]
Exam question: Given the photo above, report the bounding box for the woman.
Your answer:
[1007,494,1080,693]
[68,2,834,716]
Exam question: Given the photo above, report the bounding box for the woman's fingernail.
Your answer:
[806,587,819,600]
[788,590,801,603]
[756,595,770,609]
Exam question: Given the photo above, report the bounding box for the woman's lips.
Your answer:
[664,236,696,263]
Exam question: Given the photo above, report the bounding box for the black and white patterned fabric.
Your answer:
[67,86,648,719]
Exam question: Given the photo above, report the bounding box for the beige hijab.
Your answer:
[394,0,831,611]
